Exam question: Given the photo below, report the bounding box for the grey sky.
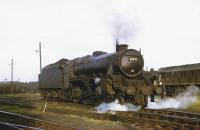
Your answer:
[0,0,200,82]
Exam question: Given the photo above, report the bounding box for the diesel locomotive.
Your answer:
[39,42,163,106]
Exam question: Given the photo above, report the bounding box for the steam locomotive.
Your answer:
[39,42,163,107]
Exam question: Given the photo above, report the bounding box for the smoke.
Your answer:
[97,1,139,43]
[95,99,141,113]
[148,85,200,109]
[109,14,137,43]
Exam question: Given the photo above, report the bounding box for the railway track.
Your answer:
[0,98,200,130]
[0,110,81,130]
[142,108,200,120]
[63,109,200,130]
[0,99,34,106]
[115,110,200,130]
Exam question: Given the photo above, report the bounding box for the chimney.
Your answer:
[116,40,119,52]
[115,40,128,52]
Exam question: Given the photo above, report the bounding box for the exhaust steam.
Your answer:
[148,85,200,109]
[95,99,141,113]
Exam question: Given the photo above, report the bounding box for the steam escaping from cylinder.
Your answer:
[94,77,101,84]
[95,99,141,113]
[148,85,200,109]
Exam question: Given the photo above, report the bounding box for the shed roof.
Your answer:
[159,63,200,72]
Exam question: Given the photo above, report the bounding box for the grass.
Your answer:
[0,103,138,130]
[0,93,41,99]
[187,96,200,112]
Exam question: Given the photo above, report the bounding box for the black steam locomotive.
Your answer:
[39,42,162,106]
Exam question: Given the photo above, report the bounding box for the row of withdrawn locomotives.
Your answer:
[39,43,164,107]
[156,63,200,96]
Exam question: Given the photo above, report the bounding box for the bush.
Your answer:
[0,82,39,94]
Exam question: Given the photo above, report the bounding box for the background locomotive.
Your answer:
[156,63,200,96]
[39,42,163,106]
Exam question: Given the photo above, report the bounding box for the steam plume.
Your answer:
[96,99,141,113]
[98,1,139,43]
[148,85,200,109]
[109,14,137,43]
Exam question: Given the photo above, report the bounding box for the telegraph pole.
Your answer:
[39,42,42,73]
[36,42,42,73]
[10,58,14,94]
[11,58,13,83]
[9,59,13,83]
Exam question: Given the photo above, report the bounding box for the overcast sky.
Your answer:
[0,0,200,82]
